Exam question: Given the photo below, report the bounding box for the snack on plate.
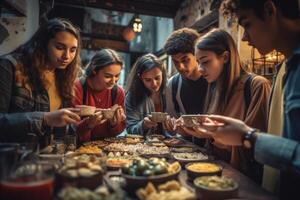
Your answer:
[126,137,141,144]
[83,140,109,148]
[187,162,221,173]
[136,181,196,200]
[77,146,102,154]
[172,152,208,161]
[106,157,133,168]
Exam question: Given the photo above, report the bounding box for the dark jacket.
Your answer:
[0,54,67,147]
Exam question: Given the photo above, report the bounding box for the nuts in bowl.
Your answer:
[121,158,181,190]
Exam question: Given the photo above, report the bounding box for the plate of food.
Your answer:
[137,180,196,200]
[170,146,197,153]
[171,152,209,166]
[83,140,109,148]
[163,138,184,146]
[106,151,138,170]
[76,145,102,154]
[137,146,170,158]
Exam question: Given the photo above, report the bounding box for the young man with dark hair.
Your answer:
[204,0,300,198]
[163,28,207,139]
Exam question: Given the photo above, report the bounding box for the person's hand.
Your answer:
[109,106,126,127]
[207,115,253,146]
[162,116,176,132]
[143,116,157,129]
[86,111,107,129]
[43,108,81,127]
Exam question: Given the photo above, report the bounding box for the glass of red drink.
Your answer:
[0,162,55,200]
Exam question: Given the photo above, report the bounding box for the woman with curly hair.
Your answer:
[0,18,81,147]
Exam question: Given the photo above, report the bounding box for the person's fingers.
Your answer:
[208,115,232,124]
[66,107,81,113]
[64,116,79,125]
[64,109,81,121]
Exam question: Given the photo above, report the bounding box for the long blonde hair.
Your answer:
[196,28,246,114]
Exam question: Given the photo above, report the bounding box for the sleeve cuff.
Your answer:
[255,133,298,170]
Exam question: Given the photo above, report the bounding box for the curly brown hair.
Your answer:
[221,0,300,19]
[163,28,200,55]
[14,18,81,106]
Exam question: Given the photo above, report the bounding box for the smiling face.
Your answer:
[171,52,200,79]
[237,9,277,55]
[195,49,228,83]
[140,67,163,94]
[90,64,122,92]
[47,31,78,70]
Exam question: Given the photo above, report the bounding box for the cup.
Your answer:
[181,115,202,127]
[150,112,168,123]
[101,109,115,120]
[75,105,96,117]
[0,162,55,200]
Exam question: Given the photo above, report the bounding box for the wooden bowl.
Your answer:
[185,162,222,181]
[121,165,181,191]
[194,176,239,200]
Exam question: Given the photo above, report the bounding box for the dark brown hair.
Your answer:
[221,0,300,19]
[126,54,167,106]
[14,18,81,106]
[85,48,123,77]
[164,28,200,55]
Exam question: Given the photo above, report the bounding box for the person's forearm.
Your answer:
[255,133,300,172]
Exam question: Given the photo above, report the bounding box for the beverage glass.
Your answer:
[0,162,55,200]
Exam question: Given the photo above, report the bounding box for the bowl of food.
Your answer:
[185,162,222,181]
[75,105,96,117]
[55,153,105,190]
[194,176,239,200]
[137,180,196,200]
[121,158,181,191]
[150,112,168,123]
[171,152,208,166]
[170,146,196,153]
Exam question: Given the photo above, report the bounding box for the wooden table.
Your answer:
[178,161,278,200]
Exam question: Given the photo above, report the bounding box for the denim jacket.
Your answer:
[254,42,300,198]
[125,91,166,136]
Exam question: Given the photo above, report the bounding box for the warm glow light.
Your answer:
[133,17,142,32]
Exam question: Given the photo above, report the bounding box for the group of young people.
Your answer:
[1,0,300,199]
